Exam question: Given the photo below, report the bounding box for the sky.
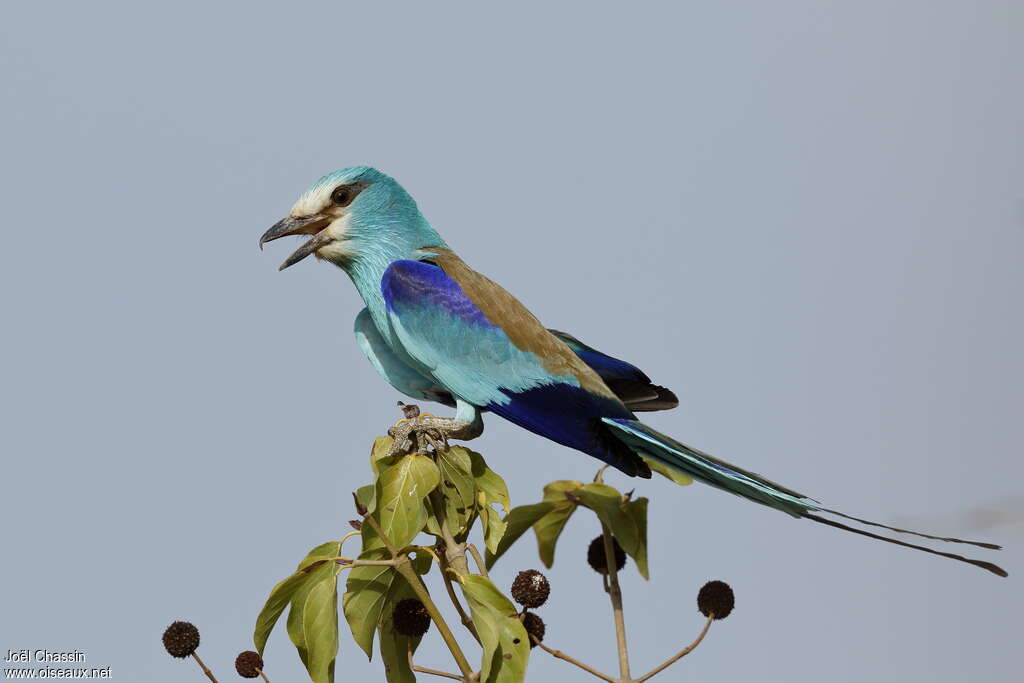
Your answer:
[1,1,1021,682]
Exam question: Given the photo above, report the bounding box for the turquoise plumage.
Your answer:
[260,166,1006,576]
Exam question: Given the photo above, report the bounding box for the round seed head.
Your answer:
[162,621,200,658]
[392,598,431,638]
[697,580,735,620]
[234,651,264,678]
[511,569,550,608]
[521,612,545,648]
[587,536,626,574]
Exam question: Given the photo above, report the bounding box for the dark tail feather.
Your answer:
[601,418,1007,577]
[805,513,1008,577]
[820,508,1001,550]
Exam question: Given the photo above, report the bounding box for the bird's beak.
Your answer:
[259,214,334,271]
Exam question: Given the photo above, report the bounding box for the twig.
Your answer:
[532,636,615,683]
[257,669,270,683]
[439,560,481,644]
[465,543,489,579]
[408,646,464,681]
[602,522,631,680]
[414,545,444,565]
[339,529,361,551]
[635,615,714,682]
[190,652,218,682]
[331,556,397,567]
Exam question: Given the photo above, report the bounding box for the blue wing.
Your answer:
[355,314,678,413]
[379,256,649,476]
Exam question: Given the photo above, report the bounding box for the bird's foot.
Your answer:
[387,403,483,457]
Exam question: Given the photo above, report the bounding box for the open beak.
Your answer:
[259,214,334,270]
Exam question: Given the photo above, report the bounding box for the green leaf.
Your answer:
[479,498,508,555]
[254,566,320,655]
[534,503,576,568]
[254,541,342,655]
[342,549,434,660]
[532,480,583,567]
[376,454,441,549]
[468,448,510,514]
[484,502,556,569]
[355,484,377,516]
[460,575,530,683]
[436,446,477,536]
[624,497,649,579]
[644,457,693,486]
[301,571,340,683]
[298,541,344,570]
[287,561,339,671]
[575,483,648,579]
[342,553,398,658]
[541,480,583,502]
[370,436,395,475]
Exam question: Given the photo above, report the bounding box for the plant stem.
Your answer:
[430,490,471,577]
[393,556,475,681]
[257,669,270,683]
[439,561,481,643]
[190,652,218,682]
[465,543,489,579]
[408,646,464,681]
[601,522,631,681]
[635,615,714,682]
[330,556,397,567]
[532,637,616,683]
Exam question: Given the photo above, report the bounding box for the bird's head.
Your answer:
[259,166,444,271]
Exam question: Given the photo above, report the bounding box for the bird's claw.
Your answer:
[386,414,468,457]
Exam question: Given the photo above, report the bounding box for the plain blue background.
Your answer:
[1,2,1021,681]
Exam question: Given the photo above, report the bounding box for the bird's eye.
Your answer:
[331,185,354,206]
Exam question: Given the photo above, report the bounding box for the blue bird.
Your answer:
[260,166,1006,576]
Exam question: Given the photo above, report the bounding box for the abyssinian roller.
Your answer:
[260,166,1006,577]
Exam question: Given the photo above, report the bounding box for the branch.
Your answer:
[430,489,471,577]
[465,543,489,579]
[408,645,464,681]
[601,522,631,680]
[532,636,615,683]
[331,557,397,567]
[635,615,714,682]
[439,560,481,644]
[190,652,218,682]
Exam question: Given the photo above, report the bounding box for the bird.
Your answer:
[260,166,1006,577]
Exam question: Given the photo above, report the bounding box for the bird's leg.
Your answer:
[387,400,483,457]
